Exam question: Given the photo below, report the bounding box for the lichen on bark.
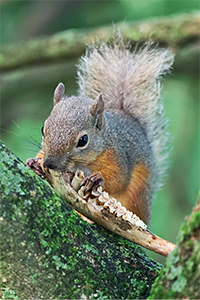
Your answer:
[148,196,200,299]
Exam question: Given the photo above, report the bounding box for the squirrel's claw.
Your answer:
[80,171,103,195]
[26,158,46,178]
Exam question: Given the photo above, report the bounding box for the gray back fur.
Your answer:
[77,36,174,191]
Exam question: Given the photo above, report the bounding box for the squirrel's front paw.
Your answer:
[80,171,103,195]
[26,157,46,178]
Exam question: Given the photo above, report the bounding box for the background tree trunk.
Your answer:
[1,11,199,71]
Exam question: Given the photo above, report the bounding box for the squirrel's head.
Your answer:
[42,83,105,173]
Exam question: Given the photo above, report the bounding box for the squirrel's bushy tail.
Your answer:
[77,36,174,191]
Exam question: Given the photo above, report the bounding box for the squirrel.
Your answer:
[29,37,174,224]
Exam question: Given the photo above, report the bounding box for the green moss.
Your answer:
[171,274,187,293]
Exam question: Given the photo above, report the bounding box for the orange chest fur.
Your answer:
[88,149,151,223]
[88,149,125,194]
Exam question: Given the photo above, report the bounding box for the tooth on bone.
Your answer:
[102,191,110,200]
[88,198,103,212]
[109,202,122,214]
[122,211,133,222]
[116,202,122,208]
[78,186,90,200]
[116,206,127,217]
[135,220,147,230]
[103,198,117,209]
[71,170,85,191]
[97,195,107,204]
[122,212,147,230]
[109,204,117,214]
[97,186,103,194]
[91,190,101,197]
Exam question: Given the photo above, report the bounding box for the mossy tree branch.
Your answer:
[1,11,199,71]
[148,197,200,299]
[0,142,161,299]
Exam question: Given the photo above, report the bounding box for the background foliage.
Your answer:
[1,0,199,264]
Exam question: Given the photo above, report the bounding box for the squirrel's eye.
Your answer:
[41,126,44,136]
[77,134,88,148]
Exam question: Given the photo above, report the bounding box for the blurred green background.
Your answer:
[1,1,199,263]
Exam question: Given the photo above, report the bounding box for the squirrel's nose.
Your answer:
[43,159,58,170]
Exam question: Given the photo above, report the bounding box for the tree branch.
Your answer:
[0,142,161,299]
[1,11,199,71]
[148,197,200,299]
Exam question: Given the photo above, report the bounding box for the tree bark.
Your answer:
[148,197,200,299]
[1,11,199,71]
[0,142,161,299]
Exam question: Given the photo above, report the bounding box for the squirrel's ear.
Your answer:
[53,83,65,106]
[90,93,105,129]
